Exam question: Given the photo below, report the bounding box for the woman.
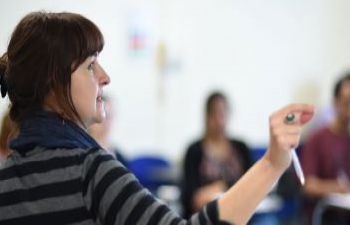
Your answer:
[181,92,252,218]
[0,11,314,225]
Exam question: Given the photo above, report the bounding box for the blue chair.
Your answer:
[250,146,305,225]
[128,155,174,194]
[251,147,266,162]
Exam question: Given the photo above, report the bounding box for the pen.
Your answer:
[291,148,305,185]
[285,113,305,185]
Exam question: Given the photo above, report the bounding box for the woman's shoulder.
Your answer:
[187,139,203,152]
[184,139,205,159]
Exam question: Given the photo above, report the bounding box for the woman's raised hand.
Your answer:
[264,103,315,171]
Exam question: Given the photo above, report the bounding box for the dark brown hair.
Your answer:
[205,91,228,118]
[0,111,14,156]
[0,11,104,124]
[334,72,350,100]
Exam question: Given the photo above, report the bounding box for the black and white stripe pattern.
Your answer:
[0,147,222,225]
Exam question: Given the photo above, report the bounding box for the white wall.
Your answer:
[1,0,350,161]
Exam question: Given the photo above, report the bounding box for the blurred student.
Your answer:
[88,96,128,167]
[181,92,252,218]
[301,73,350,225]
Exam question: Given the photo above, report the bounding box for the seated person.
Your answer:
[181,91,252,218]
[301,73,350,225]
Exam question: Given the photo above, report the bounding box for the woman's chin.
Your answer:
[96,110,106,123]
[95,101,106,122]
[86,116,104,129]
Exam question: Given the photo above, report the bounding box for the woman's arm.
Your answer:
[218,103,314,225]
[303,176,350,197]
[192,180,226,212]
[82,104,314,225]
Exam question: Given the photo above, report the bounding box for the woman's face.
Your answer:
[88,99,113,139]
[335,80,350,123]
[71,54,110,128]
[207,98,229,134]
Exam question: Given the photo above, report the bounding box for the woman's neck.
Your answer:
[204,131,227,142]
[203,132,231,161]
[91,135,110,149]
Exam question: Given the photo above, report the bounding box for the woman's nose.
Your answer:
[98,65,110,86]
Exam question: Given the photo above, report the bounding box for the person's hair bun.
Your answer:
[0,54,8,98]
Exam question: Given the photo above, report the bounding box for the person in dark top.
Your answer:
[181,92,253,218]
[0,11,315,225]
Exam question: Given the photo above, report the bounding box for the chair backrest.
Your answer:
[251,147,267,162]
[128,155,173,193]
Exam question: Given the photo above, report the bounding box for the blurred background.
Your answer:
[1,1,350,224]
[2,0,350,160]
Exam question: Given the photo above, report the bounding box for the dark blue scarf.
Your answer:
[10,110,100,155]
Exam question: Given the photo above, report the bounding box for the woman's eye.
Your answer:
[88,62,94,71]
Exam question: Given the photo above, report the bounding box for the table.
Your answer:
[312,193,350,225]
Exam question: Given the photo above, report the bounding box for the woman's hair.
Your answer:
[0,11,104,124]
[0,111,14,156]
[205,91,228,118]
[334,72,350,100]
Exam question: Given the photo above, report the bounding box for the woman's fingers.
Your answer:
[270,104,315,126]
[299,110,315,124]
[275,103,315,125]
[266,103,315,169]
[280,136,301,149]
[270,129,301,149]
[278,103,315,117]
[270,125,301,135]
[270,104,314,147]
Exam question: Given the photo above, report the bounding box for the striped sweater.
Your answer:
[0,147,225,225]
